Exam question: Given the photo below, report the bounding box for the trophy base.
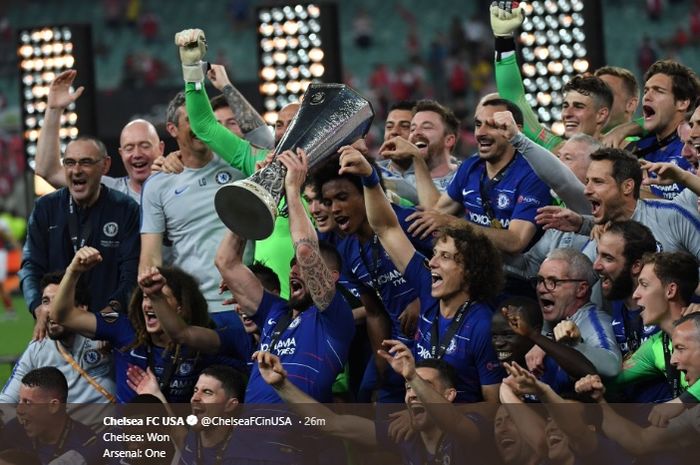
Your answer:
[215,179,278,240]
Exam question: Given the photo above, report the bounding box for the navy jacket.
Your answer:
[19,185,140,315]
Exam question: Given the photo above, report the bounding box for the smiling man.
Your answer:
[338,148,505,402]
[610,251,700,402]
[20,133,140,319]
[428,99,552,257]
[34,70,164,204]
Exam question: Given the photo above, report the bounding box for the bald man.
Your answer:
[35,70,165,203]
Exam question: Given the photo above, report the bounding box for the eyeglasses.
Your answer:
[62,157,104,168]
[530,276,587,291]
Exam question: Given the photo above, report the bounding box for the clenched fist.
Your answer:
[489,1,525,37]
[553,320,581,344]
[174,28,208,82]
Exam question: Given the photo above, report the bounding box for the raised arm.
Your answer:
[379,136,441,208]
[493,111,591,215]
[50,247,99,338]
[174,28,264,176]
[379,340,482,443]
[34,70,84,187]
[338,146,415,274]
[138,267,221,354]
[207,64,274,149]
[255,351,377,447]
[215,230,264,316]
[491,2,563,152]
[279,148,336,310]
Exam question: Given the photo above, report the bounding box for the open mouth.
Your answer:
[290,278,304,296]
[132,161,148,170]
[334,215,350,231]
[496,351,513,361]
[539,298,555,314]
[598,274,611,291]
[564,120,579,131]
[144,311,158,326]
[413,138,428,150]
[313,213,329,226]
[589,199,601,217]
[477,138,494,152]
[409,404,426,416]
[192,405,206,416]
[431,272,443,288]
[498,436,516,450]
[643,105,656,120]
[547,433,564,448]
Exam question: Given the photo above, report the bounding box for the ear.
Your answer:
[330,269,340,284]
[224,397,239,413]
[596,106,610,127]
[575,281,590,299]
[48,398,61,414]
[620,178,635,197]
[166,121,178,139]
[665,282,678,301]
[101,155,112,175]
[630,259,644,277]
[157,140,165,156]
[675,98,691,114]
[444,132,456,151]
[625,96,639,115]
[444,387,457,403]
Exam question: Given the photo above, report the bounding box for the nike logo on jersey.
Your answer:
[49,225,58,230]
[462,189,475,197]
[174,185,190,196]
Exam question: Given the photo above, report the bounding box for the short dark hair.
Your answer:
[434,220,503,302]
[500,296,543,331]
[318,240,343,272]
[644,60,700,108]
[40,272,90,308]
[589,148,643,199]
[249,261,281,294]
[200,365,247,402]
[389,100,416,113]
[642,252,699,305]
[563,75,614,111]
[413,99,460,135]
[21,367,68,403]
[210,94,231,113]
[605,220,657,265]
[595,66,639,99]
[415,358,459,390]
[481,98,524,126]
[166,91,186,126]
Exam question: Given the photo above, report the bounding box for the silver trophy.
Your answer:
[215,83,374,240]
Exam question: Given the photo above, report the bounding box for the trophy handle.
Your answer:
[214,161,287,240]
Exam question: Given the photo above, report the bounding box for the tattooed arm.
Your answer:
[279,149,337,311]
[207,64,274,148]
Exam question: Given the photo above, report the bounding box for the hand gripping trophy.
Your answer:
[175,28,374,240]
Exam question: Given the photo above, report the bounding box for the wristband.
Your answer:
[495,36,516,61]
[679,391,699,403]
[182,62,206,83]
[361,169,380,188]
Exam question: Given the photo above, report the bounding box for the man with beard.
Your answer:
[524,249,621,392]
[378,100,459,205]
[410,98,552,259]
[537,148,700,264]
[127,364,297,464]
[255,345,491,465]
[215,148,354,403]
[609,252,700,404]
[0,368,107,464]
[338,149,504,402]
[0,273,115,427]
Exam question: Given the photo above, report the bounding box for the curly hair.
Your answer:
[126,266,212,352]
[434,220,503,302]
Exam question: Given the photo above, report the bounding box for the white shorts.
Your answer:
[0,249,7,281]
